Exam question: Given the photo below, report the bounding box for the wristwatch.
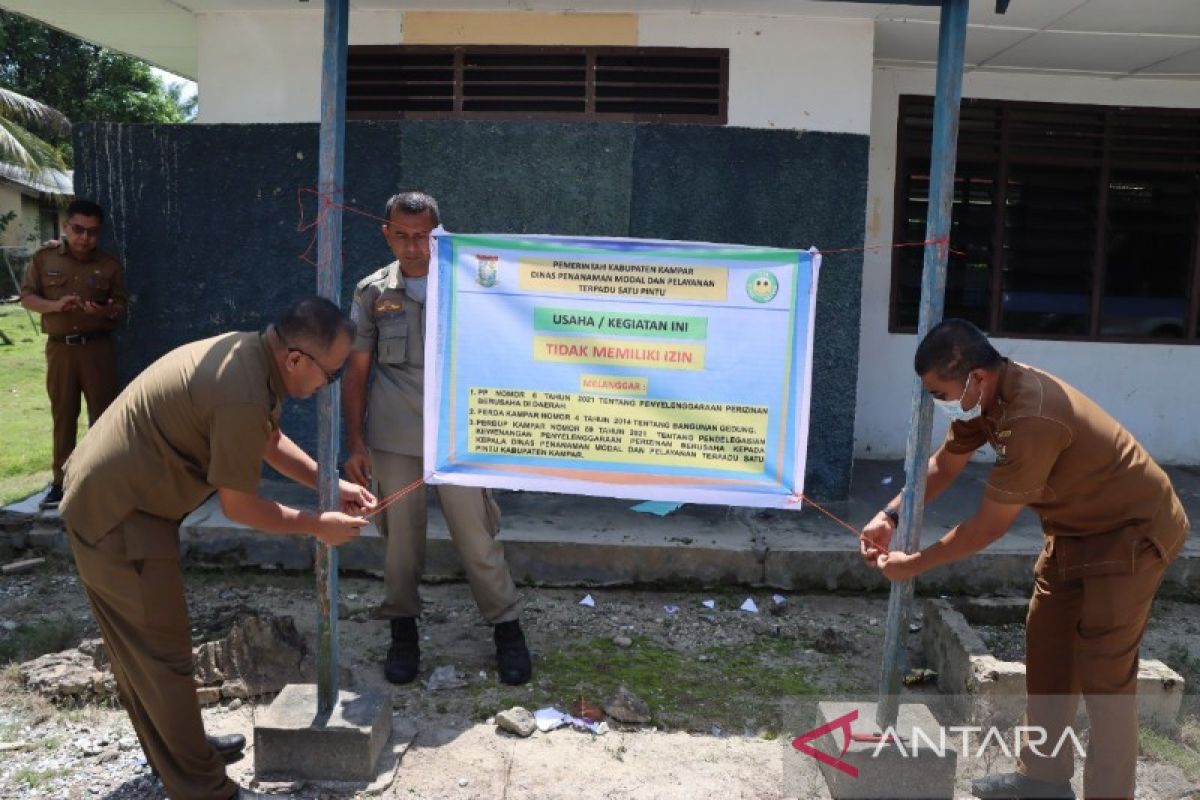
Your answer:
[882,507,900,528]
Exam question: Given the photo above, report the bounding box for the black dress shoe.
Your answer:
[494,620,532,686]
[384,617,420,685]
[208,733,245,754]
[971,771,1074,800]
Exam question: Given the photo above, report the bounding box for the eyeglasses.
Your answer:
[67,222,102,237]
[281,337,344,385]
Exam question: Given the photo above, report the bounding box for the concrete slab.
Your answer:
[253,684,392,783]
[168,459,1200,595]
[922,599,1187,728]
[0,486,59,531]
[809,701,957,799]
[953,596,1029,626]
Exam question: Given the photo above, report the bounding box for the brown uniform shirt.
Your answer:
[60,332,284,545]
[945,360,1189,576]
[20,242,128,336]
[351,261,426,456]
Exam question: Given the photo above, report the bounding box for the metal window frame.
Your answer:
[890,94,1200,344]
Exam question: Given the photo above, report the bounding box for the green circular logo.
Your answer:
[746,271,779,303]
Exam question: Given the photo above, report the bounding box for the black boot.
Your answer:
[39,483,63,509]
[384,617,420,685]
[971,772,1074,800]
[493,620,532,686]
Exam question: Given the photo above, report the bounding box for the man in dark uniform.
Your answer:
[861,319,1189,800]
[342,191,531,687]
[19,198,127,508]
[60,297,375,800]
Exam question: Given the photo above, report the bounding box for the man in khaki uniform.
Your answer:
[60,297,375,800]
[342,191,531,686]
[861,319,1189,800]
[20,199,127,508]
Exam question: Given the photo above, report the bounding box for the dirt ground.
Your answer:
[1,555,1199,799]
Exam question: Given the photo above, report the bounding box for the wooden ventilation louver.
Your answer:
[593,50,726,122]
[891,95,1200,343]
[346,48,455,116]
[346,45,728,124]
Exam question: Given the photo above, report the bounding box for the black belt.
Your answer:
[48,332,110,345]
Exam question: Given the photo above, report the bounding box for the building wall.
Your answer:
[0,184,60,253]
[74,119,867,499]
[855,67,1200,464]
[196,10,874,135]
[0,183,24,250]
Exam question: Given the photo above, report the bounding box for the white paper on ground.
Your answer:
[534,707,568,732]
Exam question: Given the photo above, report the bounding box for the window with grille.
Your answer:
[892,95,1200,342]
[346,45,728,124]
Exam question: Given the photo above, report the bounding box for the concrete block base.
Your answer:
[254,684,392,783]
[811,701,957,800]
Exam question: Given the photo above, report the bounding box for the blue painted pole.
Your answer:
[876,0,968,729]
[315,0,349,715]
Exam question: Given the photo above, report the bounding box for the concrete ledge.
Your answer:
[922,599,1186,728]
[165,460,1200,595]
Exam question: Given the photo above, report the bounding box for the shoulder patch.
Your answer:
[354,266,390,291]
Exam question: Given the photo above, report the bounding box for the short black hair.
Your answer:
[384,191,440,225]
[913,319,1003,381]
[274,296,354,353]
[66,199,104,223]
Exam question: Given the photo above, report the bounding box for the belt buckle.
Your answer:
[64,334,85,345]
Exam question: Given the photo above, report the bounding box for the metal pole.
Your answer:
[315,0,349,715]
[876,0,968,729]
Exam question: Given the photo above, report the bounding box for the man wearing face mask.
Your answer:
[860,319,1188,800]
[342,191,531,688]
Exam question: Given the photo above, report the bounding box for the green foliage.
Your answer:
[11,766,68,789]
[0,617,80,665]
[472,635,820,734]
[0,87,68,171]
[0,10,192,161]
[1140,724,1200,781]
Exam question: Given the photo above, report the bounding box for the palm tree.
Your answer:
[0,85,69,172]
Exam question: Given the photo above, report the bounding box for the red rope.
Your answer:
[788,493,863,538]
[294,186,966,265]
[362,476,425,520]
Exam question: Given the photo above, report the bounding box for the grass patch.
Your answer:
[11,766,67,788]
[1140,724,1200,781]
[482,635,819,735]
[0,303,89,505]
[0,618,80,665]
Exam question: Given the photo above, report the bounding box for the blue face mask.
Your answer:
[933,374,982,422]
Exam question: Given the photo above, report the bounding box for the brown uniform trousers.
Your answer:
[47,337,119,486]
[371,449,519,624]
[68,513,236,800]
[1018,526,1186,800]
